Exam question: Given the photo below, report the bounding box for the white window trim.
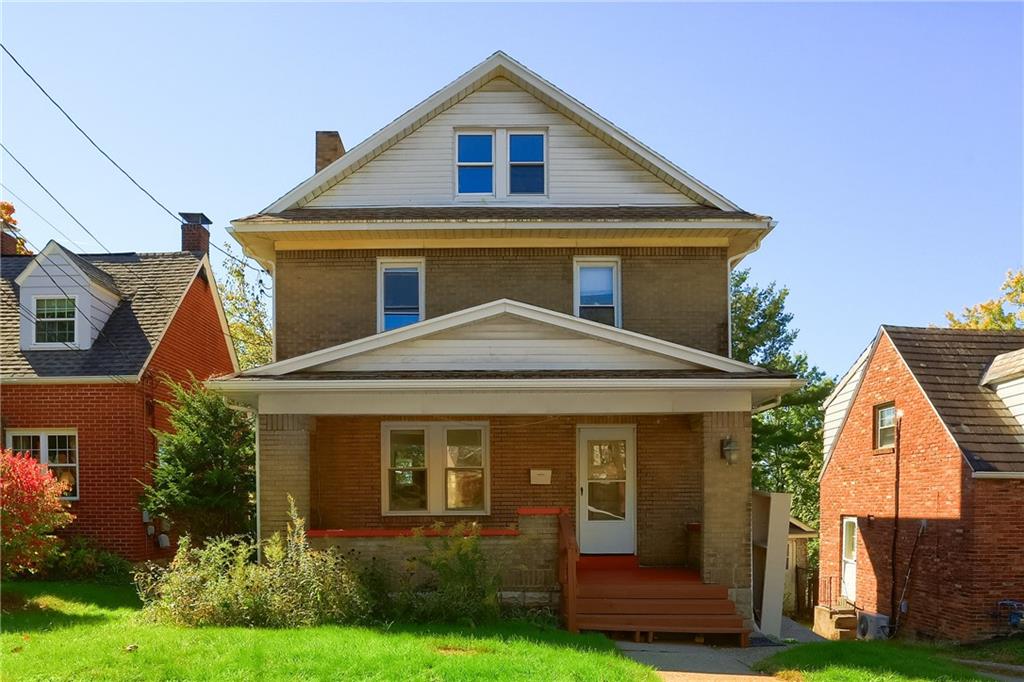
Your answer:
[454,130,496,198]
[573,256,622,328]
[30,294,80,349]
[380,421,490,516]
[874,403,896,449]
[5,428,79,500]
[507,130,547,197]
[376,257,425,333]
[454,127,549,201]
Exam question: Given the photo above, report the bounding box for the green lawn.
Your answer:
[754,640,994,682]
[941,633,1024,666]
[1,582,656,681]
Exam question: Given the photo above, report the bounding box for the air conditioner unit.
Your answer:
[857,611,890,640]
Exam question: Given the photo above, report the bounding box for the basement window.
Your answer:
[874,403,896,449]
[382,422,489,515]
[6,429,79,500]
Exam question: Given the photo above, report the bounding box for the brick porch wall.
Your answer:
[258,412,752,604]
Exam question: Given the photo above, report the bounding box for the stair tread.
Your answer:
[576,598,736,615]
[576,614,745,626]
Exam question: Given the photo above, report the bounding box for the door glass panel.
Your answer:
[842,520,857,560]
[588,481,625,520]
[588,440,625,480]
[587,440,626,521]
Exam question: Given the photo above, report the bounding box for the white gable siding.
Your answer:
[822,350,871,460]
[312,315,693,372]
[17,253,119,350]
[306,78,696,208]
[995,377,1024,430]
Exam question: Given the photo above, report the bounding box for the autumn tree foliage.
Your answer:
[0,449,74,578]
[947,270,1024,330]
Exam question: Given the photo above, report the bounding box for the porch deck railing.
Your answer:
[557,510,578,633]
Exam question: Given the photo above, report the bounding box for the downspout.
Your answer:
[726,221,775,358]
[889,411,903,628]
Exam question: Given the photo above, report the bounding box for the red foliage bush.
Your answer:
[0,449,74,577]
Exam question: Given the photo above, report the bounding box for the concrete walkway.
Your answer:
[617,617,823,681]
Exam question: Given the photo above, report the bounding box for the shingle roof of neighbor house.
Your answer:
[235,206,764,224]
[982,346,1024,386]
[1,251,202,379]
[883,325,1024,473]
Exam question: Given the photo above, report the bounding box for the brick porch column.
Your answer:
[258,414,314,542]
[701,411,753,622]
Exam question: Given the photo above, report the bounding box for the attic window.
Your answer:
[509,133,545,194]
[874,403,896,449]
[456,133,494,194]
[34,297,77,345]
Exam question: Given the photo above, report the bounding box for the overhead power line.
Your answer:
[0,182,87,249]
[0,42,265,274]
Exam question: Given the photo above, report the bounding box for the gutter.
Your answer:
[2,375,138,385]
[207,377,804,393]
[726,220,775,358]
[972,471,1024,480]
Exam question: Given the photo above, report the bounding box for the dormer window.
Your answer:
[509,133,545,194]
[456,133,494,194]
[34,296,77,345]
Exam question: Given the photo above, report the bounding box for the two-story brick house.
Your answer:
[212,52,800,642]
[1,218,237,560]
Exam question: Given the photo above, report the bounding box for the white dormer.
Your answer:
[14,241,121,351]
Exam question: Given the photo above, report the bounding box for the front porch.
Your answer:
[256,411,756,645]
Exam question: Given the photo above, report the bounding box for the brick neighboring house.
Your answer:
[211,52,802,642]
[0,218,238,561]
[818,326,1024,642]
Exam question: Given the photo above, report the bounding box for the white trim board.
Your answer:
[260,52,744,214]
[242,299,769,377]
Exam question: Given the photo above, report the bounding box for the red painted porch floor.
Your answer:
[572,556,750,647]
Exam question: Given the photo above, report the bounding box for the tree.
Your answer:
[0,449,75,578]
[218,243,273,369]
[141,377,255,540]
[1,201,30,255]
[731,268,835,524]
[946,270,1024,330]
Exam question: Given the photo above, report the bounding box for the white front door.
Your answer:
[841,517,858,603]
[577,426,636,555]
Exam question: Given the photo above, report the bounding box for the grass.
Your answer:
[940,633,1024,666]
[754,640,993,681]
[1,581,656,681]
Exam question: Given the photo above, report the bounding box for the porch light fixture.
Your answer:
[720,437,740,465]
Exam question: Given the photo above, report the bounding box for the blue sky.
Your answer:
[2,2,1021,375]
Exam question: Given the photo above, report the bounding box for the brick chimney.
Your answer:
[1,227,19,256]
[178,212,211,256]
[315,131,345,172]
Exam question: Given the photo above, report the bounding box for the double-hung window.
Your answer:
[377,258,424,332]
[574,257,621,327]
[34,296,76,345]
[874,403,896,449]
[508,133,545,194]
[456,133,494,194]
[6,429,79,499]
[382,422,489,515]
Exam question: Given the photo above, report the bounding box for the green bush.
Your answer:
[135,503,502,628]
[136,499,375,627]
[43,536,132,584]
[401,522,500,625]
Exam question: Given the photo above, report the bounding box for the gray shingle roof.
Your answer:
[236,205,764,224]
[2,251,202,378]
[883,325,1024,473]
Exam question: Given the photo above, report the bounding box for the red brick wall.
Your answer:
[966,478,1024,639]
[0,274,235,561]
[819,332,1006,641]
[309,414,702,566]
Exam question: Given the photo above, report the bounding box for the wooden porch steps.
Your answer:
[572,555,750,647]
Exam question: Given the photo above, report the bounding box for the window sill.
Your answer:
[26,344,81,351]
[872,447,895,456]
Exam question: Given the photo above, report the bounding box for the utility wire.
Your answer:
[0,42,265,274]
[1,159,269,354]
[0,182,87,250]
